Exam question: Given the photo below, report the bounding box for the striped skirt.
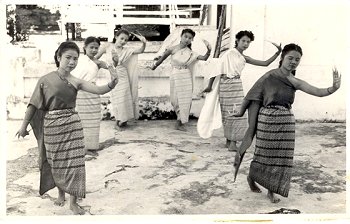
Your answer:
[219,77,248,141]
[170,68,193,123]
[43,109,86,198]
[110,66,134,123]
[76,90,101,150]
[248,106,295,197]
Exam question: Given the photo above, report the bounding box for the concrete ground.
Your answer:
[5,119,347,217]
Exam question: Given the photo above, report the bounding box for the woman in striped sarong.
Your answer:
[231,43,341,203]
[200,31,282,151]
[95,29,146,130]
[72,37,117,155]
[151,29,212,131]
[16,42,119,215]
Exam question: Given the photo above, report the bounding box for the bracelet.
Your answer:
[327,87,333,94]
[107,82,113,89]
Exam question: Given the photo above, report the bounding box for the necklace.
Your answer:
[57,71,73,87]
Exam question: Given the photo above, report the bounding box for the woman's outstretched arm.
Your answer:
[288,67,341,97]
[245,42,282,67]
[151,48,172,70]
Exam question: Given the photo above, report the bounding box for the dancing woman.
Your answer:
[232,43,341,203]
[95,29,146,129]
[71,36,117,155]
[151,28,212,131]
[198,30,281,151]
[16,42,118,215]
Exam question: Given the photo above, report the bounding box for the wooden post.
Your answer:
[65,23,69,41]
[71,23,76,40]
[213,5,226,58]
[199,5,209,26]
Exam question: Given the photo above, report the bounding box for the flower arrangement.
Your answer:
[101,97,177,120]
[138,98,176,120]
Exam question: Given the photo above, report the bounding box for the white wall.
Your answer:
[229,1,348,120]
[4,2,348,121]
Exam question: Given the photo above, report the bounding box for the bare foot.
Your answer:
[70,203,85,215]
[175,121,186,131]
[176,125,187,131]
[54,198,65,206]
[54,189,65,206]
[114,122,121,130]
[247,176,262,193]
[267,190,281,203]
[228,141,238,152]
[114,121,127,130]
[86,150,99,156]
[225,139,231,148]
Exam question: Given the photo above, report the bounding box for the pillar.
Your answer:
[207,5,217,27]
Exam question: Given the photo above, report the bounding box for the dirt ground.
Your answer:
[5,119,347,218]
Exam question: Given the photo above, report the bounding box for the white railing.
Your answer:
[60,4,204,35]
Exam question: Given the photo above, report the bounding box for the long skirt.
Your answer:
[219,77,248,141]
[248,106,295,197]
[43,109,86,198]
[170,68,193,123]
[110,66,134,123]
[76,90,101,150]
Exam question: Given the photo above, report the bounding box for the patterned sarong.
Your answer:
[110,65,135,123]
[43,109,86,198]
[248,106,295,197]
[76,90,101,150]
[170,68,193,123]
[219,77,248,141]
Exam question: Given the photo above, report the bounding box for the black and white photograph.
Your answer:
[1,0,348,222]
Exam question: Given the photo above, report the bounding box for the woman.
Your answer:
[95,29,146,130]
[16,41,119,215]
[151,28,212,131]
[232,43,341,203]
[71,36,117,156]
[199,30,281,151]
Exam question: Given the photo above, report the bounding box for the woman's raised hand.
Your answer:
[131,31,147,43]
[202,39,212,51]
[332,67,341,91]
[107,65,118,82]
[267,40,282,53]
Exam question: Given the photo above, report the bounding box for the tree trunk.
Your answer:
[213,5,226,58]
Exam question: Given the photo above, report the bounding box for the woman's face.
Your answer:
[236,36,252,51]
[84,42,100,57]
[57,49,79,72]
[281,50,302,71]
[180,32,194,46]
[115,33,129,47]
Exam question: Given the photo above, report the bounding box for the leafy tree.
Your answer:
[6,5,61,42]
